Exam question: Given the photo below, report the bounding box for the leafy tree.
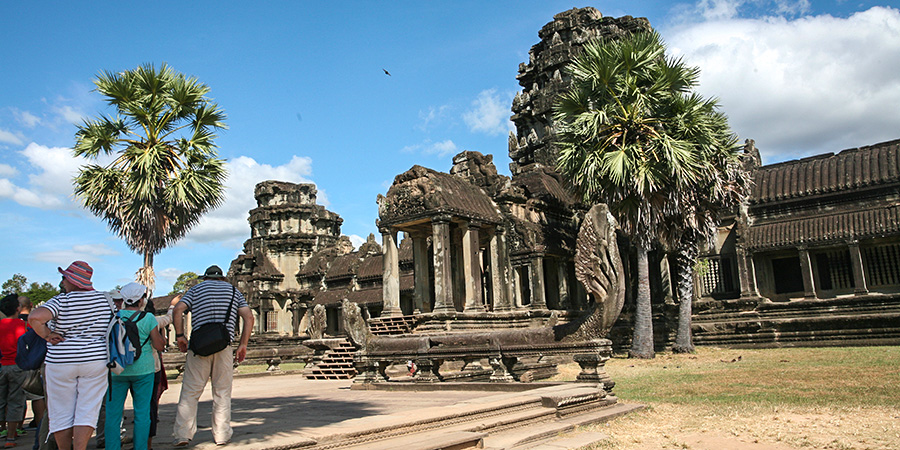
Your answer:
[73,63,228,292]
[2,274,28,295]
[170,271,199,295]
[555,31,743,358]
[24,281,60,305]
[2,274,60,304]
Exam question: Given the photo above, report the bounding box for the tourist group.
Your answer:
[0,261,254,450]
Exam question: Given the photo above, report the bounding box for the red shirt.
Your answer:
[0,318,27,366]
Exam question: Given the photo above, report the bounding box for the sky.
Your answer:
[2,0,899,295]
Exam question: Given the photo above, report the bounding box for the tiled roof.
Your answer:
[324,254,360,281]
[751,139,900,204]
[745,205,900,250]
[346,288,383,305]
[513,169,576,207]
[357,255,383,281]
[312,288,349,305]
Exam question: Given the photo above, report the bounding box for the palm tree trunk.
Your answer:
[629,245,655,359]
[137,252,155,296]
[672,244,698,353]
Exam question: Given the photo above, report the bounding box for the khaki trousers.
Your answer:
[172,347,233,444]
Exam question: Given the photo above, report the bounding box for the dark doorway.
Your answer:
[771,257,804,294]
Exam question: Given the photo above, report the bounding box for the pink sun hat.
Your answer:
[58,260,94,290]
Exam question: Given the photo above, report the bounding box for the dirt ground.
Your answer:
[581,401,900,449]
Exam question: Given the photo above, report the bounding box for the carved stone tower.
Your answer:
[509,7,651,176]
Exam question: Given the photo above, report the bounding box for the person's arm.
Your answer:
[28,307,64,345]
[235,306,254,363]
[149,327,165,352]
[173,301,189,353]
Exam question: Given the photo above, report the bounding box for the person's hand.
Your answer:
[46,331,64,345]
[177,335,188,353]
[170,294,182,307]
[236,344,248,363]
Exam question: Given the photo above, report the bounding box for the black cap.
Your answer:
[202,265,226,279]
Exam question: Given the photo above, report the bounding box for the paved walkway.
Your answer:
[139,373,484,450]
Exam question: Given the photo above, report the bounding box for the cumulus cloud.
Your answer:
[182,155,315,246]
[462,89,515,136]
[0,129,24,146]
[33,242,120,263]
[348,234,365,250]
[401,139,459,157]
[0,164,16,177]
[0,143,84,209]
[666,5,900,162]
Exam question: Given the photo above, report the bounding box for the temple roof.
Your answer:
[379,165,503,227]
[512,169,576,208]
[745,205,900,250]
[751,139,900,205]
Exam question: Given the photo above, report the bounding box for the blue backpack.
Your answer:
[107,311,151,374]
[16,328,47,370]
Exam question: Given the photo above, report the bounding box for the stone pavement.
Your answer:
[127,372,480,449]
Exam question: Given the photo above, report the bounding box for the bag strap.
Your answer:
[222,286,237,327]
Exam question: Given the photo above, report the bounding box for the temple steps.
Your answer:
[368,315,417,335]
[288,384,641,450]
[691,294,900,348]
[303,338,357,380]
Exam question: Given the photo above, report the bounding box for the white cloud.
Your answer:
[156,267,185,284]
[0,129,24,146]
[182,155,315,245]
[401,139,459,157]
[52,105,85,124]
[33,242,120,263]
[0,164,16,177]
[417,105,450,132]
[14,109,41,128]
[348,234,365,250]
[667,6,900,162]
[0,143,83,209]
[463,89,515,136]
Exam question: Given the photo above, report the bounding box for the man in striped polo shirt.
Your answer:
[171,266,253,447]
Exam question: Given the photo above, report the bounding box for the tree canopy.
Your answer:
[554,31,747,358]
[2,274,60,305]
[73,63,228,290]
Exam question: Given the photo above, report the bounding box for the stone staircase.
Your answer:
[368,315,417,335]
[264,383,642,450]
[302,338,357,380]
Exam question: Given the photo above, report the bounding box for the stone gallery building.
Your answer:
[228,7,900,347]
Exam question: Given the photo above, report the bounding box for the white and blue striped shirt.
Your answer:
[42,290,114,364]
[180,280,248,337]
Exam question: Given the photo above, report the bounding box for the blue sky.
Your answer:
[2,0,898,295]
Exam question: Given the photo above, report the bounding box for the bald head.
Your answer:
[18,296,31,313]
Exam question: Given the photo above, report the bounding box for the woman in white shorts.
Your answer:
[28,261,114,450]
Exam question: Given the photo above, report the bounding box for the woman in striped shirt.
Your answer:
[28,261,113,450]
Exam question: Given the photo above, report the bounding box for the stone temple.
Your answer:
[228,7,900,351]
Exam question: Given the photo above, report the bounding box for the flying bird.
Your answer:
[383,68,391,76]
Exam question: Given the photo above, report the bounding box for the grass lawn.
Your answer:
[551,346,900,450]
[234,362,306,375]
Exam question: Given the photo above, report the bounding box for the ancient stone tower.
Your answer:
[229,181,344,333]
[509,7,651,176]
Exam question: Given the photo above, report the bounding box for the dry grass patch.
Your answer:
[553,346,900,450]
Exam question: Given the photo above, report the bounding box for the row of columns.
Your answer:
[738,240,869,299]
[380,216,518,317]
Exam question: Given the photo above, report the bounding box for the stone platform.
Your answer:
[109,373,640,450]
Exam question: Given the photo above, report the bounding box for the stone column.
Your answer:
[558,261,570,309]
[432,215,455,313]
[381,226,402,317]
[738,248,760,298]
[530,255,547,309]
[490,226,512,311]
[463,221,485,312]
[289,301,307,337]
[848,241,869,295]
[411,233,431,313]
[798,247,817,299]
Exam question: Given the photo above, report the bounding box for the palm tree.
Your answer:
[73,63,228,292]
[555,31,734,358]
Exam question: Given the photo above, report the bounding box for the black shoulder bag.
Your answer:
[189,287,237,357]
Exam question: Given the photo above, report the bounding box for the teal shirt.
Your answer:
[114,310,157,377]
